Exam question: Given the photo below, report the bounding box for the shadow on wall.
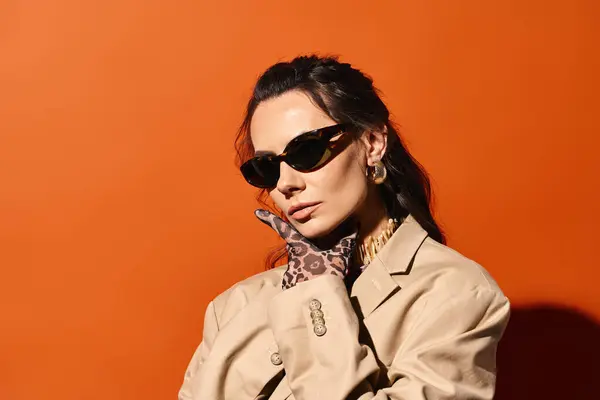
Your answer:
[495,305,600,400]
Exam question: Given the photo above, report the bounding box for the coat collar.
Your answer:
[349,215,429,318]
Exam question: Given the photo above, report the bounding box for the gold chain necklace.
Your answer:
[356,218,399,266]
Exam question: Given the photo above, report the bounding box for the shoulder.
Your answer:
[210,265,286,327]
[390,238,510,331]
[419,238,502,290]
[399,237,507,304]
[380,215,504,300]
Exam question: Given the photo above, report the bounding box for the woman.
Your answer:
[179,55,510,400]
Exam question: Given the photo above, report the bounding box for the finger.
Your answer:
[254,209,300,242]
[342,230,359,242]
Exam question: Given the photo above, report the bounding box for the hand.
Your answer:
[255,209,357,290]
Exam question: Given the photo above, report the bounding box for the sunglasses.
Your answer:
[240,123,350,188]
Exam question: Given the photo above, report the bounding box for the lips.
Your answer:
[288,202,321,221]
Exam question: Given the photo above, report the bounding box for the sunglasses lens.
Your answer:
[241,157,279,188]
[241,125,346,188]
[287,136,329,171]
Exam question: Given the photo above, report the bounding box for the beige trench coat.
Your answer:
[179,215,510,399]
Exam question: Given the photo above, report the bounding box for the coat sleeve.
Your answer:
[178,301,219,400]
[267,275,510,400]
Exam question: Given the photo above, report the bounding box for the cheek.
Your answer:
[301,151,368,236]
[267,148,365,211]
[329,158,366,204]
[268,189,286,213]
[314,153,364,195]
[264,147,368,238]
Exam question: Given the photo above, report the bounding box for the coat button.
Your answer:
[313,323,327,336]
[270,352,282,366]
[310,309,324,319]
[309,299,322,311]
[312,317,325,326]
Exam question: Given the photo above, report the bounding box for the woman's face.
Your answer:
[250,90,370,239]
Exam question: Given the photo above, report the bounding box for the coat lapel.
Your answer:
[350,215,428,319]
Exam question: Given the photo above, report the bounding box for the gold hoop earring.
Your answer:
[367,160,387,184]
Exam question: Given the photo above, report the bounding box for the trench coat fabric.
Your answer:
[179,215,510,400]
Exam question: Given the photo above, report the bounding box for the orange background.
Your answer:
[1,1,598,399]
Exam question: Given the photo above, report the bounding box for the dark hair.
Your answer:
[235,54,445,269]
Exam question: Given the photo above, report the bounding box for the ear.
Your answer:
[359,125,388,165]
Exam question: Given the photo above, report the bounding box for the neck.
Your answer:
[355,188,390,247]
[312,189,397,251]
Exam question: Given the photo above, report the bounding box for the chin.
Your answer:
[293,216,339,240]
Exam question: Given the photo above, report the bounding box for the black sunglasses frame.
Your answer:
[240,123,350,188]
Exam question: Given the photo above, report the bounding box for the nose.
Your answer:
[276,162,305,197]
